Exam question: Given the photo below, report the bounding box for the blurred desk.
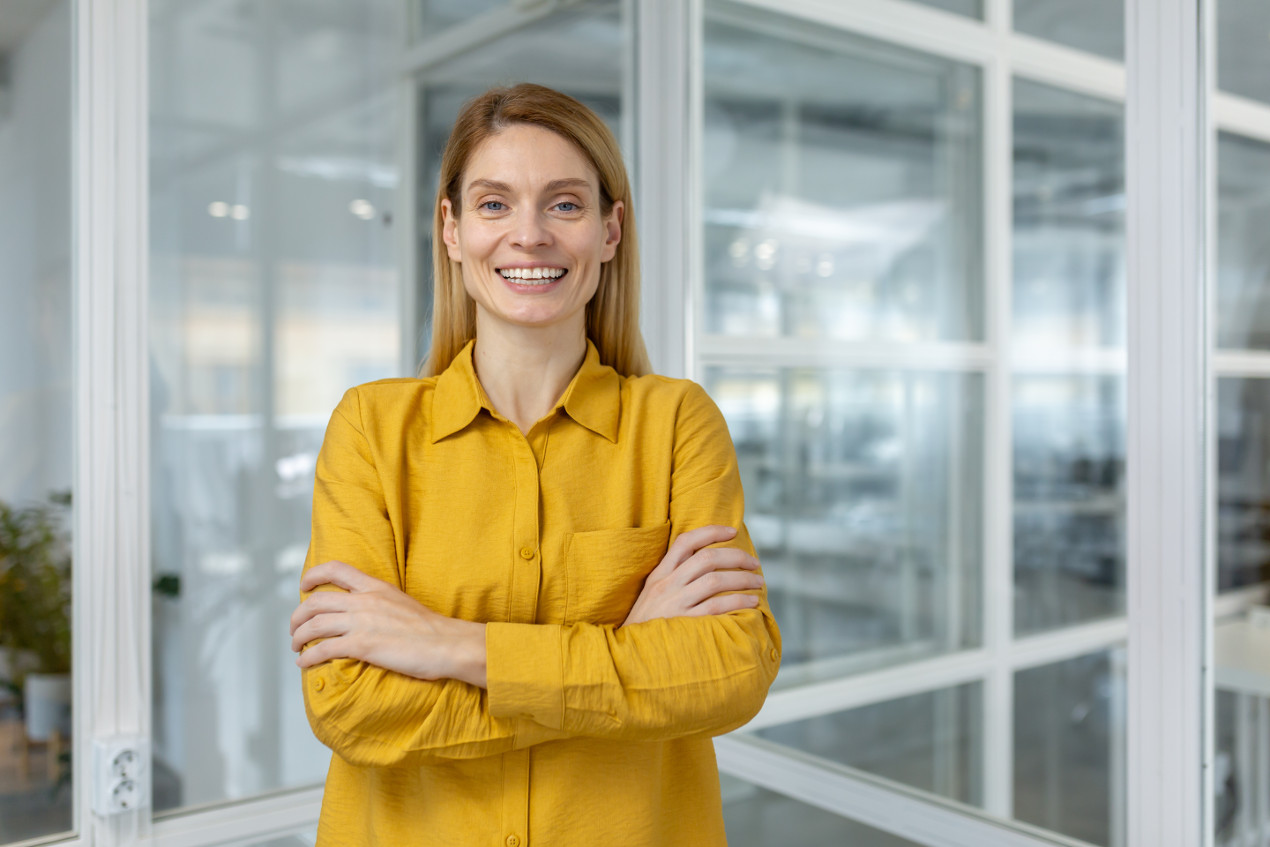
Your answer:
[1215,615,1270,846]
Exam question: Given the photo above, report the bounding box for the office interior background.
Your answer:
[0,0,1265,845]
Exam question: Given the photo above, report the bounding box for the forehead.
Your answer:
[463,124,599,192]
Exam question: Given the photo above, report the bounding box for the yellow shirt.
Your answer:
[301,339,781,847]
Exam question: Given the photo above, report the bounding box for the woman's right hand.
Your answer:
[622,525,764,627]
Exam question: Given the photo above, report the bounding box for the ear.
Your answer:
[441,198,462,262]
[601,200,623,262]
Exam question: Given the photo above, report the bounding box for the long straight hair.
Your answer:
[423,84,651,378]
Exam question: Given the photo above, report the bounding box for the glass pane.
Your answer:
[1013,0,1124,61]
[1014,649,1126,847]
[909,0,982,18]
[704,367,984,685]
[413,0,625,364]
[702,1,983,343]
[1213,682,1270,846]
[416,0,507,34]
[723,777,926,847]
[1217,0,1270,104]
[1013,375,1125,635]
[149,1,405,811]
[757,684,983,805]
[1217,378,1270,590]
[1013,79,1125,352]
[1215,133,1270,351]
[0,0,75,842]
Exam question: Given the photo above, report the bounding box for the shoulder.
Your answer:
[619,373,725,428]
[331,377,438,430]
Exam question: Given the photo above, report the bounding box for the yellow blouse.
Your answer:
[301,339,781,847]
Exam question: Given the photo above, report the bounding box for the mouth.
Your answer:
[498,266,568,286]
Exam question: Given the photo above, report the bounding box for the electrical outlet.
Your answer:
[93,737,151,816]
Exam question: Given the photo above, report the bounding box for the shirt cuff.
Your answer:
[486,622,565,729]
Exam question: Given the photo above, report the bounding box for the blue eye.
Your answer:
[481,201,506,211]
[555,202,578,212]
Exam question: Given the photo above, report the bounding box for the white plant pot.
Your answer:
[24,672,71,741]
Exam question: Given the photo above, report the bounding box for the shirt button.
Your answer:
[506,836,520,847]
[313,677,325,692]
[768,648,779,662]
[519,547,535,560]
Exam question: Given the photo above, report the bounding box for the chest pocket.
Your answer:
[564,522,671,626]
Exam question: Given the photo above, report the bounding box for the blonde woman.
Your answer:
[289,83,780,847]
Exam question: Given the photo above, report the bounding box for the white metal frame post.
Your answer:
[1124,0,1208,845]
[74,0,152,844]
[635,0,694,378]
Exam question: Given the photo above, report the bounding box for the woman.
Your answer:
[289,83,780,847]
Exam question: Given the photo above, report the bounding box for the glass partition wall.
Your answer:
[6,0,1258,845]
[698,2,1130,843]
[0,0,74,842]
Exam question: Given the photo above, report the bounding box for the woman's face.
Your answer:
[442,123,623,336]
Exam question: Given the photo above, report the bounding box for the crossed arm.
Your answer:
[289,383,780,767]
[289,525,764,687]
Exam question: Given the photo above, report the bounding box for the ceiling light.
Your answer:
[208,201,229,218]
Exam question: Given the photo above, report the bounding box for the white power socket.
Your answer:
[92,737,151,816]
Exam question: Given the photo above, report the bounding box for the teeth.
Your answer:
[499,267,566,283]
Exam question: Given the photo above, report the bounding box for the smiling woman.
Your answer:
[289,84,781,847]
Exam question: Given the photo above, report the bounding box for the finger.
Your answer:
[296,638,352,668]
[680,570,765,608]
[291,611,350,652]
[300,560,386,594]
[661,525,738,572]
[289,591,353,635]
[686,592,761,617]
[674,548,761,586]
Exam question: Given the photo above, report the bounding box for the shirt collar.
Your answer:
[431,339,621,444]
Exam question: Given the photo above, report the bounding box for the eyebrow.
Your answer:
[466,178,594,195]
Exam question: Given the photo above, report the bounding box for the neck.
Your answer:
[471,313,588,434]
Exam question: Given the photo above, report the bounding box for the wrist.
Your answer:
[446,618,488,688]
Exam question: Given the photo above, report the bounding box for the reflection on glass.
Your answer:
[705,368,983,684]
[1013,376,1124,635]
[1013,79,1124,352]
[0,0,74,842]
[149,0,404,811]
[1014,650,1125,847]
[417,0,506,34]
[1217,379,1270,590]
[1217,0,1270,104]
[702,1,983,342]
[909,0,982,18]
[1215,133,1270,350]
[1213,685,1269,846]
[757,684,983,805]
[413,1,625,363]
[1013,0,1123,61]
[723,777,924,847]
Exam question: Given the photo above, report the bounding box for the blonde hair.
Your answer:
[423,83,651,378]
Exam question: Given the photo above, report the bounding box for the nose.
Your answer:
[509,209,551,249]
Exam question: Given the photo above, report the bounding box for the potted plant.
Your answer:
[0,492,72,741]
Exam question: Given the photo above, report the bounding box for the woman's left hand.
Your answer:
[290,560,487,687]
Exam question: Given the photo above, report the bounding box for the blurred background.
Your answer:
[0,0,1267,845]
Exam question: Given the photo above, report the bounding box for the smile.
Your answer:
[498,267,567,285]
